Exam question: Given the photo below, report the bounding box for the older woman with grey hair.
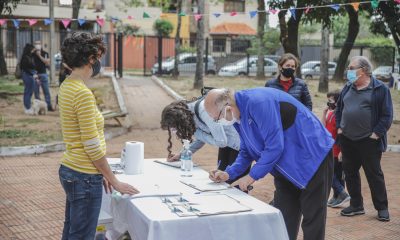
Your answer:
[336,56,393,221]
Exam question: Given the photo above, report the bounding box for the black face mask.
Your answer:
[281,68,295,78]
[91,59,101,77]
[327,102,336,110]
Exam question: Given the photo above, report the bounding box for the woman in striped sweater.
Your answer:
[58,32,139,239]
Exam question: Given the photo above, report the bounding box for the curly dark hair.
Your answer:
[160,100,196,158]
[60,32,106,69]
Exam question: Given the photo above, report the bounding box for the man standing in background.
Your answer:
[33,40,54,111]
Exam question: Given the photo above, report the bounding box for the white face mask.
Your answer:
[218,107,237,126]
[34,44,41,50]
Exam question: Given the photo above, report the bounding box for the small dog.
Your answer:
[32,99,48,115]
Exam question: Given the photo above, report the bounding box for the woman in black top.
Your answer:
[20,44,38,114]
[265,53,313,111]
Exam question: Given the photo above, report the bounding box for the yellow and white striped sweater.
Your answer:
[58,78,106,174]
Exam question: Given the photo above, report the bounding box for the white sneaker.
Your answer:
[24,108,33,115]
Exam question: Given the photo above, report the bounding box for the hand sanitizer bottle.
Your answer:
[180,139,193,177]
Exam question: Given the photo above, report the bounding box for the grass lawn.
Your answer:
[0,75,24,95]
[161,75,400,144]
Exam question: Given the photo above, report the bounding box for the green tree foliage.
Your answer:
[0,0,21,14]
[356,38,395,66]
[368,1,400,55]
[247,28,281,55]
[153,19,174,37]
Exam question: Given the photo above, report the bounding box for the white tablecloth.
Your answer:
[102,159,288,240]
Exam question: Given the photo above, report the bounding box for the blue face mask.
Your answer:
[347,70,359,84]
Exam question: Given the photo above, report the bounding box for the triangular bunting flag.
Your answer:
[78,19,86,26]
[44,18,52,25]
[28,19,37,26]
[61,19,71,28]
[249,11,258,18]
[0,19,6,26]
[230,11,237,16]
[371,0,379,9]
[96,18,105,27]
[330,4,340,12]
[305,7,311,14]
[213,13,221,18]
[194,14,202,21]
[12,19,20,28]
[143,12,151,18]
[289,8,296,20]
[351,2,360,11]
[128,16,133,20]
[178,12,186,16]
[269,9,278,15]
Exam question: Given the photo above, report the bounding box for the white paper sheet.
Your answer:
[180,178,231,192]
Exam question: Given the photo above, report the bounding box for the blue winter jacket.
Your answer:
[335,77,393,151]
[225,88,334,189]
[265,77,313,111]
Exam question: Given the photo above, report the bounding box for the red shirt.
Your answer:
[279,79,293,92]
[325,110,341,157]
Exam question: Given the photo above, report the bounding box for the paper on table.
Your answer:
[115,175,181,199]
[185,194,252,216]
[180,178,231,192]
[154,159,198,169]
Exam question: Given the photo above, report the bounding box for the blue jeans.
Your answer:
[34,73,52,108]
[21,71,35,109]
[59,165,103,240]
[332,157,345,197]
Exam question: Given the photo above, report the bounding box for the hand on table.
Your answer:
[231,175,255,192]
[209,170,229,183]
[167,153,180,162]
[103,178,113,194]
[113,181,140,195]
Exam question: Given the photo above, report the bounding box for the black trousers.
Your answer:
[217,147,250,184]
[340,135,388,210]
[274,151,333,240]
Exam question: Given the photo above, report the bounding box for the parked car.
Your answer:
[151,53,217,75]
[218,56,278,77]
[372,66,398,82]
[54,52,62,70]
[301,61,337,80]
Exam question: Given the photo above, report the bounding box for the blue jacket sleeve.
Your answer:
[248,100,284,180]
[225,131,253,181]
[373,86,393,137]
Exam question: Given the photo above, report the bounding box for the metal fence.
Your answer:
[1,28,397,80]
[1,28,114,74]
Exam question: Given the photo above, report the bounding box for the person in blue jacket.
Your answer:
[336,56,393,221]
[205,87,334,240]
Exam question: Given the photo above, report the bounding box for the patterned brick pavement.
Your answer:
[0,76,399,239]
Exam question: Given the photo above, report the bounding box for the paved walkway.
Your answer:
[0,76,399,239]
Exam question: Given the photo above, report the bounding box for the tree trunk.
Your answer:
[193,0,204,89]
[172,0,182,79]
[332,6,359,82]
[278,4,304,77]
[256,0,266,79]
[71,0,82,30]
[0,32,8,75]
[319,26,329,93]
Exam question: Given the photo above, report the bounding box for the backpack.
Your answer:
[194,86,214,125]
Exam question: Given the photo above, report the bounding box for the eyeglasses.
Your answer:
[214,103,228,122]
